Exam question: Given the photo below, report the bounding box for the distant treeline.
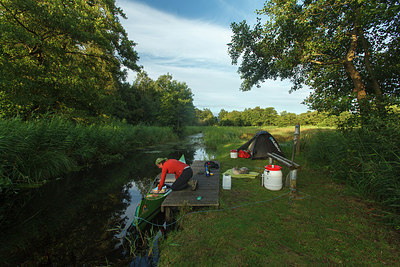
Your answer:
[196,107,352,127]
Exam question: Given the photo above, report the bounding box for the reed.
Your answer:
[0,117,178,192]
[201,126,261,149]
[303,126,400,224]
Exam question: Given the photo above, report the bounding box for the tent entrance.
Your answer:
[237,131,285,159]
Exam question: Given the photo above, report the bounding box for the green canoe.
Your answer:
[132,155,185,231]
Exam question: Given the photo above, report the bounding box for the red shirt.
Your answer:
[158,159,189,190]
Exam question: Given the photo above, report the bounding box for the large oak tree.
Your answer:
[228,0,400,114]
[0,0,140,119]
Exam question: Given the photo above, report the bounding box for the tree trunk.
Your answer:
[358,28,383,98]
[343,28,367,102]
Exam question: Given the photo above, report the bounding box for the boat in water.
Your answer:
[131,155,186,231]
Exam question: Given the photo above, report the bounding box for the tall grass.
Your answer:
[199,124,400,224]
[200,125,330,149]
[303,119,400,224]
[0,118,178,192]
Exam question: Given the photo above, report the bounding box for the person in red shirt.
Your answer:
[155,158,197,191]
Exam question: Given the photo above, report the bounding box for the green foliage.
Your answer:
[201,126,251,149]
[0,1,198,128]
[159,126,400,265]
[241,106,278,126]
[195,108,217,126]
[303,112,400,222]
[216,108,349,127]
[0,117,178,193]
[218,109,243,126]
[115,72,160,125]
[228,0,400,114]
[155,74,196,133]
[0,0,140,119]
[113,73,196,132]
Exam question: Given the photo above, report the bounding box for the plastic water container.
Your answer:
[222,174,231,190]
[263,165,282,191]
[230,149,238,158]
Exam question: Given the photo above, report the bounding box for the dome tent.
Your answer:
[237,131,285,159]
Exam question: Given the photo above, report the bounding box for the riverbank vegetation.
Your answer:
[1,0,400,264]
[159,121,400,265]
[0,117,178,194]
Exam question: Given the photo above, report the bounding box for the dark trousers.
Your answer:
[171,167,193,191]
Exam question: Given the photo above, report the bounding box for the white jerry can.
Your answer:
[222,174,231,190]
[263,165,282,191]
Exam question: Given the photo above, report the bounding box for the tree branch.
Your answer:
[0,2,40,38]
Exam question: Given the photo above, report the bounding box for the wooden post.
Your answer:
[295,123,300,154]
[165,207,171,222]
[289,169,297,197]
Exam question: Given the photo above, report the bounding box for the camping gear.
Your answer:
[232,167,249,175]
[237,131,285,159]
[223,169,259,179]
[230,149,238,158]
[222,174,231,190]
[132,155,186,231]
[263,165,283,191]
[238,150,251,158]
[205,164,210,176]
[204,161,219,169]
[205,161,219,176]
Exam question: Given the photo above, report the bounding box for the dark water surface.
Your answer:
[0,133,212,266]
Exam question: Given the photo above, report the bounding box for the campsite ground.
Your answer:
[158,126,400,265]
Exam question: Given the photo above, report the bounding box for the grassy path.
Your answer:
[159,127,400,265]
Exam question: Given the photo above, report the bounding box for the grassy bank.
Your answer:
[0,117,179,193]
[158,126,400,265]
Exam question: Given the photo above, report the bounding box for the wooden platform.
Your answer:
[159,160,220,220]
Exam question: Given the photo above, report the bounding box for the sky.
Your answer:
[116,0,312,115]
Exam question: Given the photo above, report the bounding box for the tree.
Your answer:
[217,109,229,125]
[228,0,400,115]
[155,74,196,132]
[218,109,242,126]
[241,106,278,126]
[195,108,217,126]
[277,111,297,127]
[114,72,160,125]
[0,0,140,119]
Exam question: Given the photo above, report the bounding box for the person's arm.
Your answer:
[158,167,167,191]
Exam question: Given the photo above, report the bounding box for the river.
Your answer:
[0,133,213,266]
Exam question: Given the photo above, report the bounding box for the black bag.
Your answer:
[204,161,219,169]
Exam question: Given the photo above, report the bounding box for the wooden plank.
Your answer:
[267,152,300,170]
[161,160,220,210]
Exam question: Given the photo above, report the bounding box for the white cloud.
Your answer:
[117,0,311,115]
[120,1,231,63]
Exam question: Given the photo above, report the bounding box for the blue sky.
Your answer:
[116,0,312,115]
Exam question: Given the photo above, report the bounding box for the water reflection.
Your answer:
[0,133,213,266]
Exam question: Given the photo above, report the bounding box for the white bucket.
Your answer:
[263,165,282,191]
[222,174,231,190]
[230,150,238,158]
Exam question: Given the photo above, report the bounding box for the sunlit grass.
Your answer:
[159,125,400,265]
